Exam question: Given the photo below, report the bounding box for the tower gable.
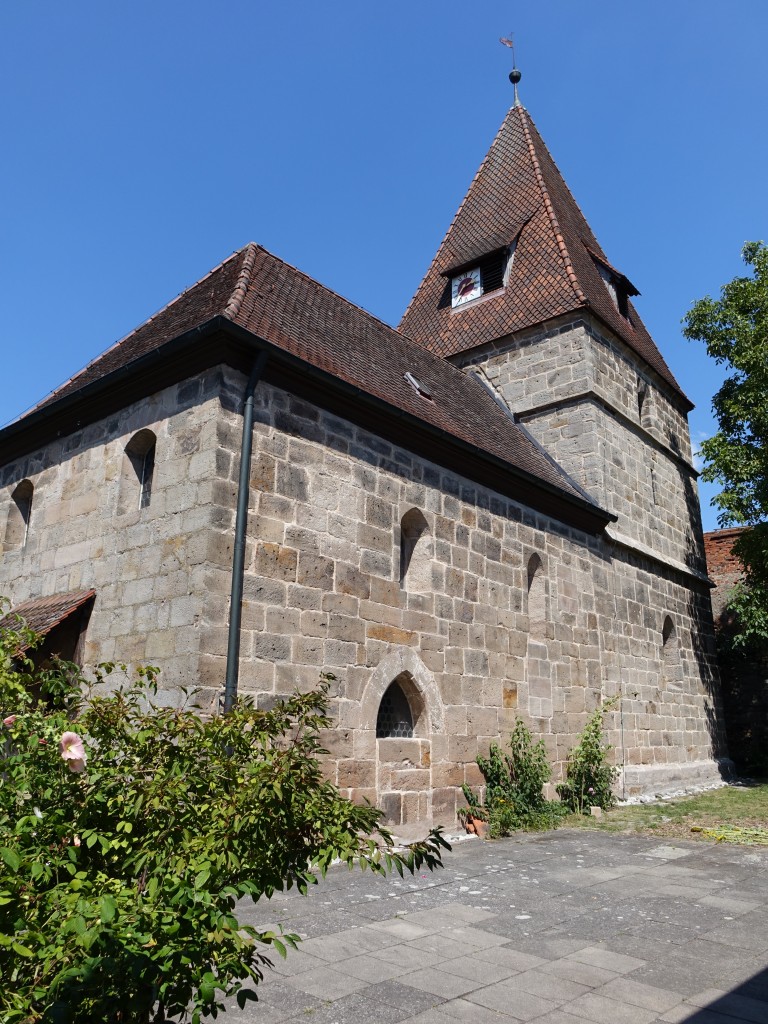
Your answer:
[400,105,689,409]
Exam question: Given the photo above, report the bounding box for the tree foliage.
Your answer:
[683,240,768,642]
[0,614,447,1023]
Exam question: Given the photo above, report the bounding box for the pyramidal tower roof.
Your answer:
[399,103,689,405]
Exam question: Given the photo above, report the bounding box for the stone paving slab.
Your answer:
[224,829,768,1024]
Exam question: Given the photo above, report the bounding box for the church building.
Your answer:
[0,74,727,829]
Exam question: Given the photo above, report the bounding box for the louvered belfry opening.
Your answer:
[376,680,414,739]
[478,248,507,293]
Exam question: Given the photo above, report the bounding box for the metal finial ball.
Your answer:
[509,68,522,85]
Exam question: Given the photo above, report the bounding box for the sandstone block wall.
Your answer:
[0,371,228,697]
[203,366,724,822]
[461,315,703,574]
[0,362,725,828]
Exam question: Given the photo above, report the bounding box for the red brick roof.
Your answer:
[20,244,603,514]
[0,590,95,650]
[399,105,689,406]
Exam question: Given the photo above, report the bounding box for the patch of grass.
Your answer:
[563,778,768,844]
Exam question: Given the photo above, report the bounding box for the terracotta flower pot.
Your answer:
[465,814,488,839]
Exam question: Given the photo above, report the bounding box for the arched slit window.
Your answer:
[527,553,545,639]
[661,615,682,687]
[118,430,156,513]
[376,680,415,738]
[400,508,431,591]
[4,479,33,551]
[637,382,647,421]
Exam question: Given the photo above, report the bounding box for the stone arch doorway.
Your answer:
[361,650,444,831]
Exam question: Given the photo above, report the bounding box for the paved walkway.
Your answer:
[229,829,768,1024]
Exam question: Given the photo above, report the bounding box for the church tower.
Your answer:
[400,73,706,582]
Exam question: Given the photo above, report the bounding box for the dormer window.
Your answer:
[587,245,638,322]
[448,243,516,309]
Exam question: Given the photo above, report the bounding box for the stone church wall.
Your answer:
[0,364,725,829]
[461,314,704,574]
[0,371,228,696]
[204,366,723,824]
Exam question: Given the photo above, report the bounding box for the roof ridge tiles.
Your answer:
[518,107,586,307]
[223,242,259,320]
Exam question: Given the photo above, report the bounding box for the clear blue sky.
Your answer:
[2,1,765,531]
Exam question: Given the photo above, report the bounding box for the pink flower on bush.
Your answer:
[59,731,87,773]
[2,715,17,726]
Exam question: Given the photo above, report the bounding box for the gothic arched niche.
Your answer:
[376,676,416,738]
[399,508,431,592]
[661,615,683,690]
[527,552,545,639]
[118,429,157,514]
[4,479,33,552]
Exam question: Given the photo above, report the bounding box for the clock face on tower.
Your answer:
[451,267,482,307]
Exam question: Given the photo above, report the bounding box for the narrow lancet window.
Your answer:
[118,429,157,513]
[527,553,545,639]
[399,508,431,591]
[376,681,414,739]
[4,479,33,551]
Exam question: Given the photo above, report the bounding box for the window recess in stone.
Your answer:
[399,508,431,591]
[118,429,157,514]
[526,552,546,638]
[587,247,638,322]
[444,243,516,310]
[4,479,33,551]
[376,681,414,738]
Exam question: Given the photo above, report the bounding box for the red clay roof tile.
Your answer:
[0,590,96,650]
[11,243,600,514]
[399,105,688,405]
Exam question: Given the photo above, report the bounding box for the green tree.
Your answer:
[683,240,768,643]
[0,615,447,1024]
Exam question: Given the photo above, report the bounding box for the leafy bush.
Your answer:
[557,700,619,813]
[0,615,447,1023]
[463,718,566,837]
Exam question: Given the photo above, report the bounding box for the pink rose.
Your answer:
[59,731,87,773]
[73,836,81,847]
[3,715,17,726]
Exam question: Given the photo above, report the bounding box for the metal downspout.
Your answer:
[223,351,269,713]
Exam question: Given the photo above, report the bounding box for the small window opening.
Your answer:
[404,372,433,401]
[376,680,414,738]
[637,382,647,421]
[598,264,631,320]
[400,508,431,591]
[450,246,513,308]
[4,479,34,552]
[661,615,683,688]
[119,429,157,513]
[138,444,155,509]
[527,553,545,640]
[662,616,677,654]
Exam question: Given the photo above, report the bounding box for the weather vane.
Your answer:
[500,34,522,106]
